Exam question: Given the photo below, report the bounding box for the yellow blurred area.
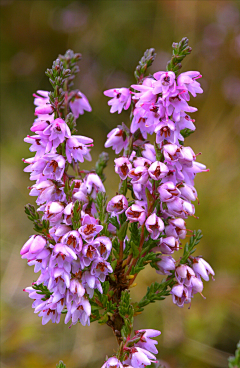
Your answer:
[1,1,240,367]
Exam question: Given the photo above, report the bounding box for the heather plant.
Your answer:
[21,39,215,367]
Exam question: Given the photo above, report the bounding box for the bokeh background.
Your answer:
[1,1,240,367]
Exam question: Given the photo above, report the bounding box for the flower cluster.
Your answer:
[101,329,160,368]
[21,53,113,326]
[21,42,215,368]
[104,58,214,308]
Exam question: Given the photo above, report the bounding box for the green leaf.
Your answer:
[95,152,109,182]
[228,341,240,368]
[166,37,192,75]
[180,230,202,264]
[56,361,66,368]
[32,283,53,301]
[134,48,156,83]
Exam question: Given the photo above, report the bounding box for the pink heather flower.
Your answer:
[79,214,103,242]
[165,218,187,239]
[179,183,197,202]
[42,118,71,149]
[24,134,52,157]
[131,77,156,103]
[158,181,180,202]
[114,157,132,180]
[82,243,100,267]
[66,135,93,163]
[156,256,175,275]
[104,87,131,114]
[148,161,169,180]
[124,346,157,368]
[153,71,176,98]
[20,235,46,256]
[41,201,65,224]
[171,283,190,307]
[69,279,85,298]
[105,127,128,154]
[134,329,161,354]
[162,144,181,162]
[91,258,113,282]
[65,297,91,326]
[125,203,146,225]
[157,236,179,254]
[145,213,164,240]
[128,166,149,185]
[29,180,66,205]
[24,154,65,182]
[175,265,195,286]
[190,276,204,295]
[34,90,53,116]
[53,243,77,261]
[142,143,156,162]
[107,194,128,215]
[101,357,123,368]
[192,257,215,281]
[83,173,105,199]
[69,91,92,119]
[177,71,203,100]
[93,236,112,260]
[155,119,176,144]
[61,230,83,253]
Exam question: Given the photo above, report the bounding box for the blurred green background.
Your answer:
[1,1,240,367]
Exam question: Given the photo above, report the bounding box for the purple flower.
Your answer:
[91,258,113,282]
[165,218,187,239]
[107,194,128,215]
[53,243,77,261]
[104,87,131,114]
[114,157,132,180]
[42,118,71,149]
[148,161,169,180]
[79,214,103,242]
[24,154,65,182]
[82,243,100,266]
[153,71,176,98]
[101,357,123,368]
[66,135,93,163]
[128,166,149,185]
[105,127,128,154]
[65,297,91,326]
[69,91,92,119]
[192,257,215,281]
[41,201,65,224]
[93,236,112,260]
[69,279,85,298]
[124,346,157,368]
[156,256,175,275]
[29,180,66,205]
[145,213,164,240]
[171,283,190,307]
[175,265,195,286]
[177,71,203,100]
[134,329,161,354]
[158,181,180,202]
[158,236,179,254]
[83,173,105,199]
[61,230,83,252]
[125,203,146,225]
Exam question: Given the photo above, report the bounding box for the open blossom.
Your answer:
[69,91,92,119]
[101,357,123,368]
[107,194,128,215]
[115,157,132,180]
[104,87,131,114]
[125,203,146,225]
[134,329,161,354]
[124,347,157,368]
[66,135,93,163]
[105,127,128,154]
[145,213,164,240]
